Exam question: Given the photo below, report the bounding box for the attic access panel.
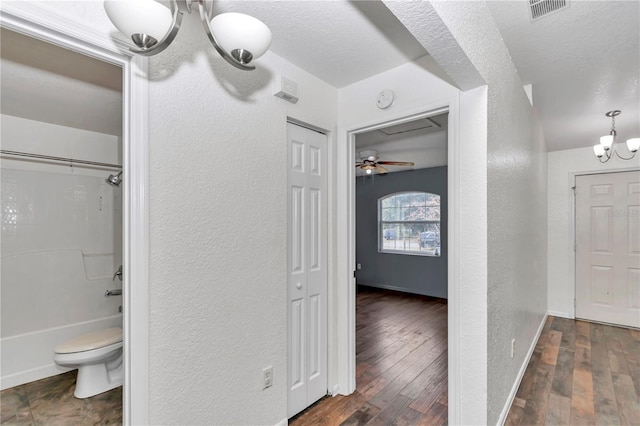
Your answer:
[378,117,441,137]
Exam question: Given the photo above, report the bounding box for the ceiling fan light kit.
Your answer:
[103,0,272,70]
[593,110,639,163]
[355,150,415,175]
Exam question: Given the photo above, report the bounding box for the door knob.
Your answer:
[296,282,302,289]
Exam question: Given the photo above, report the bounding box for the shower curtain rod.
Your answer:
[0,149,122,169]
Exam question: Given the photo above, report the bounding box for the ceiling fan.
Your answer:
[355,150,415,174]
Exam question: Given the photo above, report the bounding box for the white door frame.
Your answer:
[333,96,461,424]
[0,4,149,425]
[569,167,640,319]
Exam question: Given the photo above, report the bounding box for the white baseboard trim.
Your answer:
[547,310,573,319]
[274,418,287,426]
[496,312,548,426]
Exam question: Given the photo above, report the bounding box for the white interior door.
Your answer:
[575,170,640,328]
[287,122,328,418]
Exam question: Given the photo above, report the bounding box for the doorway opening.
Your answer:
[355,112,449,420]
[0,26,124,422]
[342,104,458,422]
[0,6,149,423]
[574,169,640,329]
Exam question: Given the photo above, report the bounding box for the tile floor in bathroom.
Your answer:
[0,370,121,425]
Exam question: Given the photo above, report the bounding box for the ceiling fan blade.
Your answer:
[375,165,389,174]
[355,162,364,167]
[377,161,415,166]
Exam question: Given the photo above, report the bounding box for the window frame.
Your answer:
[378,191,441,257]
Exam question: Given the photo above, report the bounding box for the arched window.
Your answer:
[379,191,441,256]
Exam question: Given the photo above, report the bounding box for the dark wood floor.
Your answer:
[290,286,448,426]
[506,316,640,425]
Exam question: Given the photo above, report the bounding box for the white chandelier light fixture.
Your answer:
[104,0,272,71]
[593,110,640,163]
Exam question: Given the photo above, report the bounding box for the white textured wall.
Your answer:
[146,11,337,425]
[338,56,458,126]
[486,83,547,425]
[547,146,638,318]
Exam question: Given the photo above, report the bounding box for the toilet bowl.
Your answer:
[53,327,123,398]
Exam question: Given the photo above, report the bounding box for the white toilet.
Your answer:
[53,327,123,398]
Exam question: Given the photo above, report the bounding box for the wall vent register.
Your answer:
[529,0,568,21]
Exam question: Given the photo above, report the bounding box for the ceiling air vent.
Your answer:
[378,118,441,136]
[529,0,568,20]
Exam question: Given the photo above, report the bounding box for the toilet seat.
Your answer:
[55,327,122,354]
[53,341,123,365]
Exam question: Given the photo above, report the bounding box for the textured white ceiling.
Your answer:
[0,1,423,137]
[4,1,637,155]
[213,0,428,88]
[487,0,640,152]
[0,28,123,136]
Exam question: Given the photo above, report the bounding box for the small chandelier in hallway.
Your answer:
[103,0,272,70]
[593,110,639,163]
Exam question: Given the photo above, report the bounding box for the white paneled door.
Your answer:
[576,170,640,328]
[287,123,328,418]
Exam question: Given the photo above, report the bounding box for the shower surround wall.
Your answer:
[0,114,122,389]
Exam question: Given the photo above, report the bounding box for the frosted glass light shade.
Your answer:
[210,13,272,61]
[104,0,172,42]
[600,134,614,150]
[593,144,605,157]
[627,138,640,153]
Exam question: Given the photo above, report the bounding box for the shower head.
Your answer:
[106,171,122,187]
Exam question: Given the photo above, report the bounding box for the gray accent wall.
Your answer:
[355,166,447,298]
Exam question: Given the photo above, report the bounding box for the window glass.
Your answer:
[379,192,441,256]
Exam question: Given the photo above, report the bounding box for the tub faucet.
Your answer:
[113,265,122,281]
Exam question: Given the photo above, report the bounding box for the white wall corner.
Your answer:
[547,310,573,319]
[497,312,548,426]
[457,85,489,426]
[523,84,533,106]
[273,419,288,426]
